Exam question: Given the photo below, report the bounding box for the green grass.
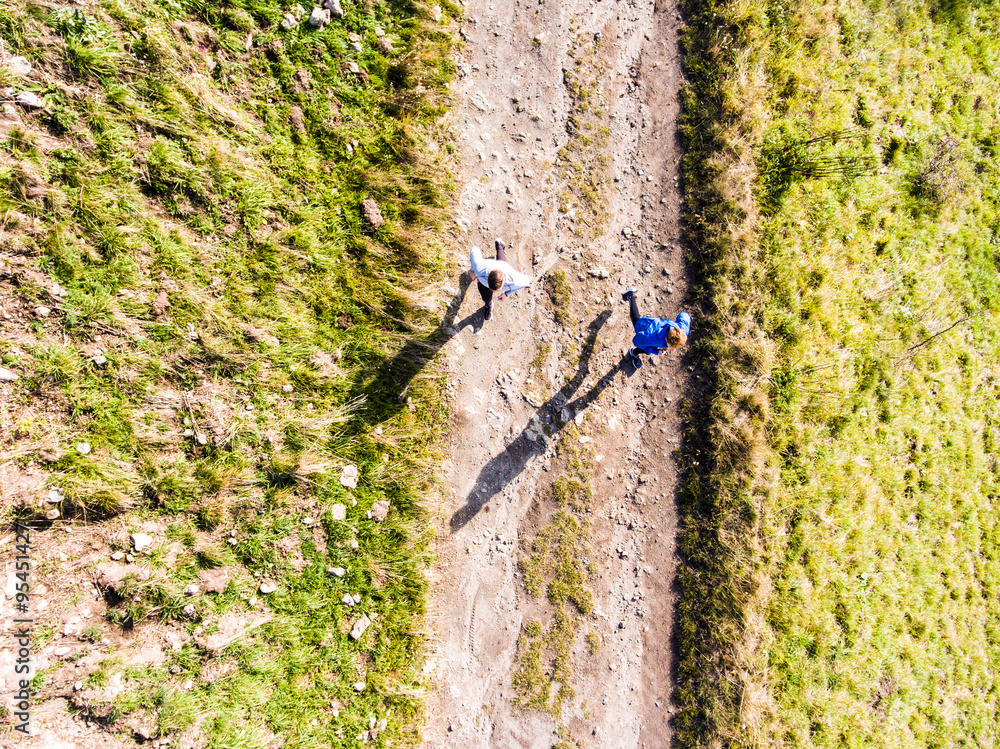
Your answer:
[677,0,1000,747]
[513,426,597,718]
[0,0,457,743]
[555,31,611,237]
[546,269,573,325]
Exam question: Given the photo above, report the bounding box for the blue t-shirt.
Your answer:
[632,312,691,353]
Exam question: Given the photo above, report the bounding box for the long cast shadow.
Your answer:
[348,272,482,423]
[450,309,626,531]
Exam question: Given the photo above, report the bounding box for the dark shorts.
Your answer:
[477,244,508,304]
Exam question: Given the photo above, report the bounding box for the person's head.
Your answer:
[666,327,687,349]
[488,269,505,291]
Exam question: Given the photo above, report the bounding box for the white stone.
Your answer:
[308,6,330,28]
[0,367,18,382]
[339,465,358,489]
[259,581,278,594]
[5,57,31,76]
[130,532,152,551]
[331,503,347,521]
[14,91,44,110]
[349,614,371,640]
[329,567,346,577]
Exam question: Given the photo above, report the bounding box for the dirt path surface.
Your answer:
[424,1,688,747]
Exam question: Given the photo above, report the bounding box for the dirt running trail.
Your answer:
[424,1,687,747]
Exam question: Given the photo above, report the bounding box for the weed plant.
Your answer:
[513,427,597,716]
[677,1,1000,748]
[0,0,457,744]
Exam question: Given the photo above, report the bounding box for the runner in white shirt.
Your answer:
[469,239,533,321]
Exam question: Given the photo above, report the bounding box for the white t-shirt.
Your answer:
[469,246,533,296]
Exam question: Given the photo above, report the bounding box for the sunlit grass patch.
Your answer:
[677,0,1000,747]
[0,0,456,742]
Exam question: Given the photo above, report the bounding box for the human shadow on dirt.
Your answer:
[350,272,483,423]
[450,309,626,531]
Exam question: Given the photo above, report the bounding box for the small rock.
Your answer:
[130,532,152,551]
[243,324,280,346]
[259,581,278,594]
[91,354,107,366]
[377,36,394,54]
[328,567,346,577]
[5,56,31,76]
[34,306,51,318]
[54,647,71,656]
[282,384,294,393]
[331,503,347,521]
[370,499,390,522]
[587,266,610,279]
[45,509,59,520]
[76,442,92,455]
[353,681,365,692]
[152,290,170,316]
[339,465,359,489]
[110,551,125,561]
[349,41,362,52]
[349,614,371,640]
[14,91,44,110]
[323,0,344,17]
[342,594,355,607]
[308,6,330,28]
[0,367,18,382]
[349,538,359,550]
[429,3,442,21]
[281,12,297,29]
[361,198,384,230]
[184,584,200,596]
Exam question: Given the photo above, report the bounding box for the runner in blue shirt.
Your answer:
[620,287,690,369]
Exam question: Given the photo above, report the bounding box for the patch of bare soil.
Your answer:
[424,1,688,747]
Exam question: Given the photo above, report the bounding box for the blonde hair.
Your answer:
[666,327,687,349]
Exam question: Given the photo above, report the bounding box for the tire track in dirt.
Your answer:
[425,1,687,746]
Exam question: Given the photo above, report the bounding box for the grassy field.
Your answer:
[676,1,1000,747]
[0,0,455,744]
